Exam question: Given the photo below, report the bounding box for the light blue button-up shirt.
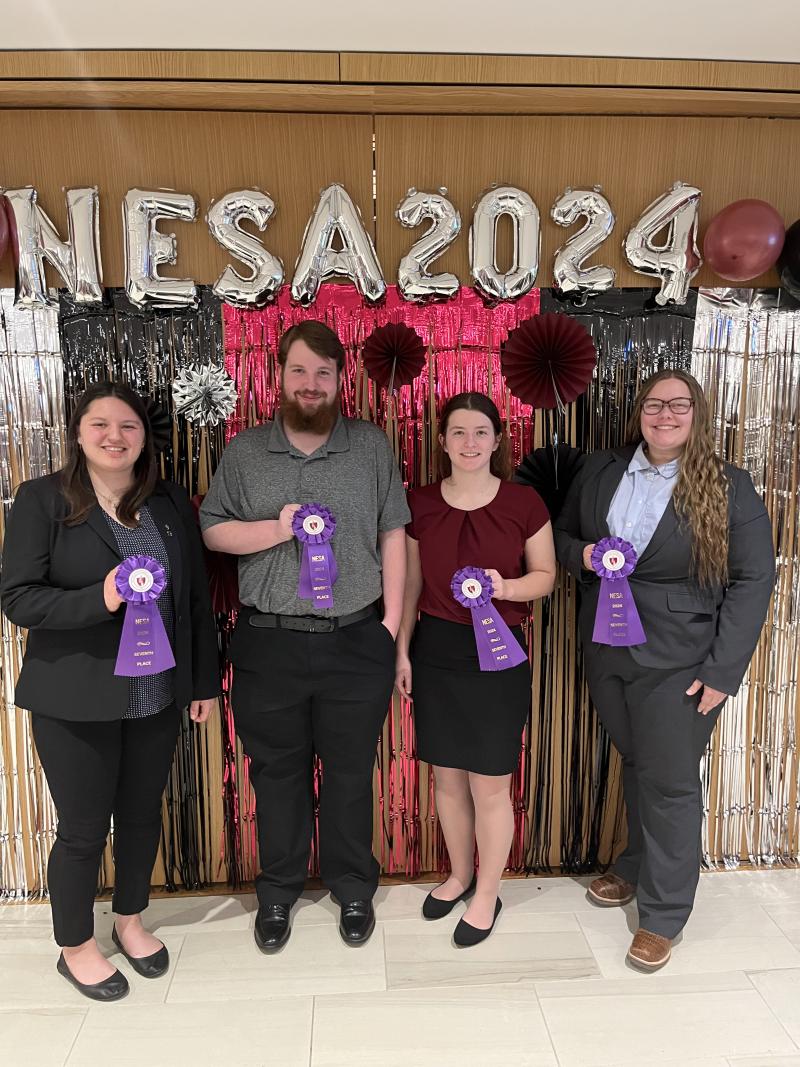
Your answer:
[606,443,679,558]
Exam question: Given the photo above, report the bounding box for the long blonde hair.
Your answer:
[626,369,729,587]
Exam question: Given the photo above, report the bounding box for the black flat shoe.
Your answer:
[453,898,503,948]
[56,952,129,1002]
[422,874,477,920]
[254,903,292,954]
[339,899,375,945]
[111,925,169,979]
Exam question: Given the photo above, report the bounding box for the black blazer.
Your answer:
[0,473,221,722]
[554,444,775,695]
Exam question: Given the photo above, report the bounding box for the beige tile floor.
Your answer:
[2,870,800,1066]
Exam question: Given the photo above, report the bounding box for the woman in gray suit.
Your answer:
[555,369,774,971]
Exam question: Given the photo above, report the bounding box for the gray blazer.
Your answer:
[554,444,775,695]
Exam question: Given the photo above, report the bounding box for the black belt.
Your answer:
[245,604,376,633]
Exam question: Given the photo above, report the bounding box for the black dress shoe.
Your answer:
[111,925,169,979]
[453,898,503,948]
[339,900,375,945]
[56,952,129,1002]
[254,903,292,954]
[422,874,477,920]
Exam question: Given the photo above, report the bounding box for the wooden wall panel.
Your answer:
[342,52,800,91]
[0,50,339,82]
[375,116,800,290]
[0,111,374,289]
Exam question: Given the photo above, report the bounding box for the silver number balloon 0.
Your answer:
[396,188,461,302]
[469,186,540,302]
[624,182,703,305]
[123,188,198,308]
[551,187,616,298]
[291,183,385,306]
[206,189,284,308]
[3,186,103,309]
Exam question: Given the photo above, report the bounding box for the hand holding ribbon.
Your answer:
[451,566,528,672]
[114,556,176,676]
[292,503,338,610]
[590,537,646,646]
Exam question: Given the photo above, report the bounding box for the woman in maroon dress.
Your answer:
[396,393,555,946]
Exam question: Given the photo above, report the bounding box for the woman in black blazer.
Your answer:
[555,369,774,971]
[1,381,220,1002]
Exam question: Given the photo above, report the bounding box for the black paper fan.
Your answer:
[514,444,585,521]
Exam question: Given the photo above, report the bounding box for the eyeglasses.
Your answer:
[641,397,694,415]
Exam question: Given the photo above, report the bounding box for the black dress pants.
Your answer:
[230,611,395,907]
[584,646,724,939]
[31,704,181,947]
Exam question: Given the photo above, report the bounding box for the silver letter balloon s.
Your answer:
[551,187,616,299]
[624,182,702,305]
[396,188,461,302]
[291,183,385,306]
[123,189,197,309]
[206,189,284,308]
[469,186,540,302]
[3,186,103,309]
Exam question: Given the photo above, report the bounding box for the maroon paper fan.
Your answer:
[362,322,426,391]
[501,313,597,410]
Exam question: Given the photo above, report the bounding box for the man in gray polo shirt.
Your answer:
[201,320,409,952]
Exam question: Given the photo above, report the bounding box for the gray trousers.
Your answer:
[584,645,724,939]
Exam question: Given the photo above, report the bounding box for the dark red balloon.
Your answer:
[703,199,785,282]
[0,197,9,264]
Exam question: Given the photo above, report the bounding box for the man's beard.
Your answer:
[281,389,341,435]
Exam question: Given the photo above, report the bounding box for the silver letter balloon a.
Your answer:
[3,186,103,309]
[291,183,386,306]
[123,189,198,309]
[207,189,284,308]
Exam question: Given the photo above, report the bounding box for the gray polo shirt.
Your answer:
[199,415,410,617]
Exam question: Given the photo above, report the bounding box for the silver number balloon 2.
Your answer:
[551,187,616,299]
[123,188,198,308]
[291,183,385,306]
[206,189,284,308]
[396,188,461,302]
[469,186,540,302]
[3,186,103,309]
[624,182,703,306]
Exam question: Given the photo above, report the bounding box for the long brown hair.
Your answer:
[626,369,729,586]
[436,392,512,481]
[61,382,158,526]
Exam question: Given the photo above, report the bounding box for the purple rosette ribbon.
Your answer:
[450,566,528,672]
[113,556,176,676]
[590,537,646,646]
[292,503,338,610]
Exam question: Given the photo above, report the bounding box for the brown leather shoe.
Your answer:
[627,928,671,971]
[586,873,636,907]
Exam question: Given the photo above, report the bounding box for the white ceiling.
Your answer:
[4,0,800,62]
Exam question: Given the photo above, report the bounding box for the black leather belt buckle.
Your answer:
[282,616,335,633]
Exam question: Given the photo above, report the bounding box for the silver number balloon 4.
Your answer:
[624,181,703,305]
